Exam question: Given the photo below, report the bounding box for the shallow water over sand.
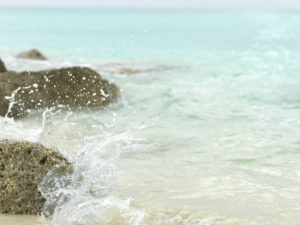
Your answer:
[1,11,300,225]
[0,214,46,225]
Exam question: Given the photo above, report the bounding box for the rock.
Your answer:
[0,67,119,119]
[118,68,140,75]
[0,58,7,73]
[0,139,71,215]
[17,49,47,60]
[99,63,140,75]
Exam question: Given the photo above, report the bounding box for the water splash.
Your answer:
[4,87,22,118]
[39,107,64,148]
[38,116,148,225]
[4,85,32,118]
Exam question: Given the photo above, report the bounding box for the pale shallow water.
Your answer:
[0,214,46,225]
[1,10,300,225]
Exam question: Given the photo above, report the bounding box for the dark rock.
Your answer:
[0,58,7,73]
[0,139,71,215]
[0,67,119,119]
[17,49,47,60]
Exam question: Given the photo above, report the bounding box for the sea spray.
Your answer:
[39,134,146,225]
[4,86,34,118]
[4,87,22,118]
[38,111,147,225]
[39,107,64,148]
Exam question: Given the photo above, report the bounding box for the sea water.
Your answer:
[0,9,300,225]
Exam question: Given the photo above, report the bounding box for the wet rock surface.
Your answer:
[0,139,71,215]
[0,58,7,73]
[17,49,47,60]
[0,66,119,119]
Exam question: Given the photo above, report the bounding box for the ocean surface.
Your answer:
[1,9,300,225]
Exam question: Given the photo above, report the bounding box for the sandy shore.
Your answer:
[0,214,47,225]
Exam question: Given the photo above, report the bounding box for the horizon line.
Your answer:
[1,6,300,12]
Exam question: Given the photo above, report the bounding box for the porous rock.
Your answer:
[0,67,119,119]
[17,49,47,60]
[0,58,6,73]
[0,139,71,215]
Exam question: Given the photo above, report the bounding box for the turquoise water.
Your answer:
[1,9,300,225]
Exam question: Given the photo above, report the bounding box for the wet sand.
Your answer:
[0,214,47,225]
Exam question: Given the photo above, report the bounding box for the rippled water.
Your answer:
[1,10,300,225]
